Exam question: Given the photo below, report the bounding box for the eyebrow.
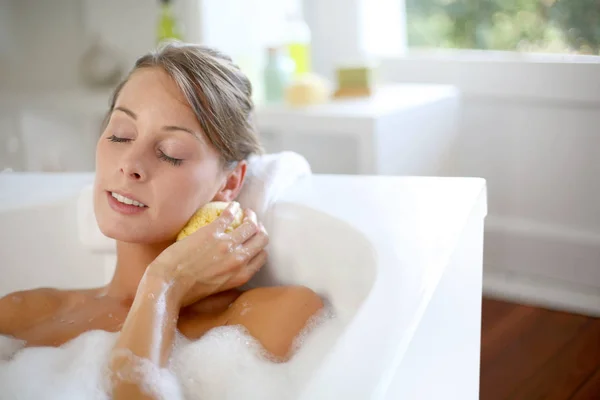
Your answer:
[113,106,200,140]
[163,125,198,137]
[113,106,137,120]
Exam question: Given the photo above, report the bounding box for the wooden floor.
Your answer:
[480,298,600,400]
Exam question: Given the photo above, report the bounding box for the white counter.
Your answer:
[256,84,461,176]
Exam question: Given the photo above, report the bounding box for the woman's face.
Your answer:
[94,67,237,244]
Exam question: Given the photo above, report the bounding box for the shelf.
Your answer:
[256,83,459,119]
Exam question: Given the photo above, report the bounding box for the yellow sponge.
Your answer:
[285,73,330,106]
[176,201,244,241]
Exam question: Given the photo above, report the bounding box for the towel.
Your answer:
[77,151,311,253]
[236,151,311,223]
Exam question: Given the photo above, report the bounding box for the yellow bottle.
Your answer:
[157,0,183,45]
[285,12,311,77]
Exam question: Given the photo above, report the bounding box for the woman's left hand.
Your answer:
[145,207,269,308]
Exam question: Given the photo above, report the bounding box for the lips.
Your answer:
[106,190,148,215]
[109,191,147,208]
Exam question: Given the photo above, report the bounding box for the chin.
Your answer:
[98,220,147,243]
[93,186,182,245]
[102,225,177,244]
[95,211,178,245]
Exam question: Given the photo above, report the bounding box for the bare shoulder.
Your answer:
[235,286,323,312]
[0,288,68,336]
[226,286,324,360]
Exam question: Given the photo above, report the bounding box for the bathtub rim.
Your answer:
[278,175,488,399]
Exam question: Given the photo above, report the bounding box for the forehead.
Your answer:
[116,67,200,127]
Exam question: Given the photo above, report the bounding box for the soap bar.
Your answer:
[333,65,376,99]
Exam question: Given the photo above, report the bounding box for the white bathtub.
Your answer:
[0,172,487,399]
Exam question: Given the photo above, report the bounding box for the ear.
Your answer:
[213,161,247,202]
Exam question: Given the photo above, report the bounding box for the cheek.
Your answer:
[95,137,112,171]
[157,167,220,225]
[94,140,111,192]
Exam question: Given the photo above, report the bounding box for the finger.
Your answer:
[243,208,258,225]
[230,250,268,288]
[235,226,269,261]
[230,221,258,245]
[259,222,268,236]
[246,249,268,275]
[230,214,259,244]
[212,202,240,233]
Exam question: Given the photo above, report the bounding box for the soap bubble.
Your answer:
[0,306,341,400]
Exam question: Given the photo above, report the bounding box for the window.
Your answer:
[405,0,600,55]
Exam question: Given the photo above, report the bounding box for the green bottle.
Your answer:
[264,47,295,104]
[157,0,183,45]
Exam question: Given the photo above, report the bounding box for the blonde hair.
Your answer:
[105,42,263,167]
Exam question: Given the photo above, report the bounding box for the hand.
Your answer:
[146,204,269,307]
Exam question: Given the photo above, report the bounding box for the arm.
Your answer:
[109,274,184,399]
[109,206,269,398]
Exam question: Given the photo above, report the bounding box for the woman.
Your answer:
[0,43,323,398]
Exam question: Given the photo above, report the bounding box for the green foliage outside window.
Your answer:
[406,0,600,54]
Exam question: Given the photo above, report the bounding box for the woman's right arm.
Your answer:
[109,205,269,399]
[108,274,185,399]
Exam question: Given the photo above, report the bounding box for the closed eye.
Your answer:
[107,134,183,166]
[107,134,130,143]
[158,150,183,166]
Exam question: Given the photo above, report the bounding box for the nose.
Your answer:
[120,162,147,181]
[121,165,144,180]
[119,149,148,182]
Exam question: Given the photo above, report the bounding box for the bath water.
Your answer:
[0,307,341,400]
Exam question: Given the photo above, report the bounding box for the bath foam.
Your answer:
[177,201,244,241]
[0,330,115,400]
[0,307,342,400]
[0,335,25,362]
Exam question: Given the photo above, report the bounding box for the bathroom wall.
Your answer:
[0,0,294,91]
[0,0,85,91]
[0,1,15,69]
[0,0,198,91]
[380,55,600,303]
[0,0,293,172]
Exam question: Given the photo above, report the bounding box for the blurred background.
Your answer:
[2,0,599,302]
[0,0,599,397]
[1,0,600,303]
[1,2,599,300]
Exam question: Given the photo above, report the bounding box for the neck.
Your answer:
[105,240,172,302]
